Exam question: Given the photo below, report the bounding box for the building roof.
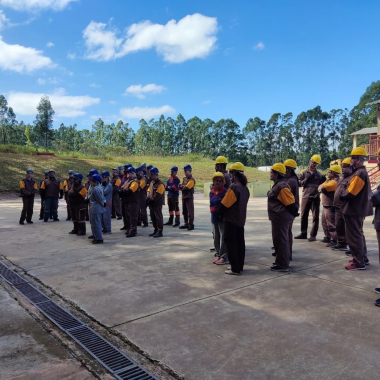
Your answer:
[350,127,378,136]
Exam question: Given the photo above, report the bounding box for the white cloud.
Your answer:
[8,88,100,117]
[202,100,212,105]
[83,13,218,63]
[46,41,54,48]
[0,36,55,73]
[0,10,10,30]
[37,76,60,85]
[253,42,265,51]
[0,0,77,12]
[67,52,76,60]
[123,83,165,99]
[120,105,175,119]
[90,83,101,88]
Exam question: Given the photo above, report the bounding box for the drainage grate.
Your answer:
[0,262,27,285]
[68,326,135,373]
[37,301,84,331]
[115,366,157,380]
[14,282,50,305]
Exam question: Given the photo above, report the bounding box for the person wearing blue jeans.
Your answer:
[39,169,63,222]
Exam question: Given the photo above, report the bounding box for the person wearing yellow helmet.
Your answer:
[331,159,352,252]
[268,163,298,272]
[296,154,325,242]
[209,172,228,265]
[179,164,196,230]
[215,156,231,188]
[219,162,250,275]
[372,150,380,305]
[340,147,372,270]
[318,165,341,247]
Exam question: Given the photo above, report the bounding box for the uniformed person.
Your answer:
[19,168,37,225]
[164,166,181,227]
[88,174,106,244]
[121,167,140,238]
[141,163,147,176]
[84,169,97,221]
[179,164,196,230]
[136,167,149,227]
[318,165,341,246]
[218,162,250,275]
[296,154,325,242]
[40,169,63,222]
[63,170,75,220]
[39,170,49,220]
[340,147,372,270]
[111,168,122,220]
[331,158,352,251]
[101,171,113,234]
[147,167,165,238]
[215,156,231,188]
[68,173,87,236]
[268,163,297,272]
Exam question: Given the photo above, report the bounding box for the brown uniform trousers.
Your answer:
[334,208,346,246]
[322,207,336,242]
[224,223,245,272]
[122,179,140,235]
[70,205,86,235]
[148,179,165,233]
[150,203,163,232]
[182,198,194,226]
[138,177,148,226]
[343,215,368,266]
[21,197,35,222]
[112,192,122,218]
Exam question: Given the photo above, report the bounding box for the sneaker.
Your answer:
[179,225,188,229]
[294,234,307,239]
[375,288,380,294]
[345,264,366,270]
[215,258,230,265]
[308,236,317,242]
[349,259,370,266]
[88,235,94,239]
[326,242,335,247]
[153,232,163,238]
[375,299,380,307]
[92,239,104,244]
[173,223,180,227]
[321,237,331,243]
[26,220,33,224]
[213,256,220,264]
[332,245,348,252]
[271,264,289,272]
[224,269,241,275]
[103,231,112,234]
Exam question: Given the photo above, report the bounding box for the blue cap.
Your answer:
[48,169,55,173]
[26,168,34,173]
[44,170,49,175]
[184,164,192,171]
[101,171,110,177]
[150,167,159,175]
[141,162,147,167]
[91,174,102,183]
[147,165,153,170]
[124,163,132,168]
[74,173,83,181]
[170,166,178,172]
[68,170,74,174]
[136,166,143,172]
[127,167,136,173]
[117,165,123,171]
[88,169,98,177]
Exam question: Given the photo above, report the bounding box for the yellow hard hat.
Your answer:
[329,165,342,174]
[215,156,228,164]
[311,154,321,164]
[377,148,380,155]
[229,162,245,172]
[349,147,367,156]
[212,172,226,183]
[341,157,351,165]
[271,163,286,175]
[283,159,297,169]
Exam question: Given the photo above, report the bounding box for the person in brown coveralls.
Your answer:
[318,164,341,247]
[111,168,122,220]
[68,173,87,236]
[63,170,75,221]
[147,167,165,238]
[136,167,149,227]
[179,164,196,230]
[296,154,325,242]
[268,163,298,272]
[340,147,372,270]
[19,168,38,225]
[39,170,49,220]
[40,169,63,222]
[218,162,250,275]
[121,167,140,238]
[331,158,352,252]
[215,156,231,189]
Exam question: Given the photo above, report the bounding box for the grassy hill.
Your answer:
[0,146,270,193]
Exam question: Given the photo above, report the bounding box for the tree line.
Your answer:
[1,81,380,168]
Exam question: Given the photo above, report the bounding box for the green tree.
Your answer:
[33,96,55,151]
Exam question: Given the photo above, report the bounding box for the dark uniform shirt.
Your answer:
[333,175,351,209]
[20,178,37,197]
[299,169,324,198]
[148,179,165,204]
[122,178,140,203]
[40,178,63,198]
[287,175,299,210]
[166,176,180,196]
[180,176,196,199]
[68,184,87,207]
[319,179,338,207]
[267,178,296,222]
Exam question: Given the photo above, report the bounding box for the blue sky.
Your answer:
[0,0,379,130]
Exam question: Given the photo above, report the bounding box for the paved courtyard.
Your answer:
[1,195,380,380]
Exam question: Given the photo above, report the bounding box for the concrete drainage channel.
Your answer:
[0,261,158,380]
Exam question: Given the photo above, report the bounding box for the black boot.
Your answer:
[149,230,158,237]
[164,217,173,226]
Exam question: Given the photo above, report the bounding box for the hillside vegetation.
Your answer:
[0,146,269,194]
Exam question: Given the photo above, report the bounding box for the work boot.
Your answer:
[308,236,316,242]
[179,224,188,229]
[321,237,330,243]
[92,239,104,244]
[66,217,71,221]
[149,230,158,237]
[187,225,194,231]
[164,217,173,226]
[126,233,136,238]
[88,235,94,239]
[153,231,163,238]
[69,230,78,234]
[19,221,25,225]
[26,220,33,224]
[173,223,180,227]
[120,226,128,230]
[294,233,307,239]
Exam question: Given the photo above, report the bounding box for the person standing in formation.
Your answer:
[39,170,49,220]
[219,162,250,275]
[296,154,325,242]
[19,168,37,225]
[179,164,196,230]
[101,171,112,234]
[120,164,131,231]
[147,167,165,238]
[63,170,75,221]
[141,163,147,176]
[111,168,122,220]
[340,147,372,270]
[331,158,352,252]
[164,166,181,227]
[40,169,63,222]
[68,173,87,236]
[215,156,231,188]
[122,167,140,238]
[88,174,106,244]
[136,166,149,228]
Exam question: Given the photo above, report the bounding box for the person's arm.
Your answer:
[320,180,337,195]
[103,183,112,197]
[39,180,46,198]
[79,187,87,199]
[139,178,146,190]
[277,187,298,216]
[93,187,105,206]
[19,180,31,196]
[340,174,365,199]
[152,183,165,202]
[126,181,139,193]
[218,187,238,215]
[59,182,64,198]
[182,179,195,193]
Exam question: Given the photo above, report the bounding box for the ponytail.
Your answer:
[234,171,248,186]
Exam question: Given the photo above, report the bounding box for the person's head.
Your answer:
[88,169,98,180]
[112,168,119,177]
[212,172,225,191]
[170,166,178,178]
[283,159,297,179]
[91,174,101,186]
[341,158,352,178]
[136,167,143,179]
[101,171,110,183]
[48,169,55,179]
[68,170,74,178]
[127,167,136,179]
[117,165,123,174]
[270,163,286,182]
[184,164,192,177]
[26,168,34,179]
[229,162,247,185]
[124,164,131,175]
[309,154,321,170]
[328,165,341,180]
[73,173,83,185]
[215,156,228,173]
[349,147,367,169]
[147,165,153,177]
[44,170,49,179]
[141,162,147,171]
[150,167,159,181]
